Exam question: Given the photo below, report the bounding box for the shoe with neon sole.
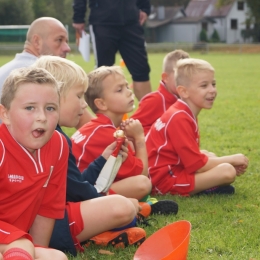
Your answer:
[87,227,146,248]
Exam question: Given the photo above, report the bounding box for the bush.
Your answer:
[200,29,208,42]
[211,29,220,42]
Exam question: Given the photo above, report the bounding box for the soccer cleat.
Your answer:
[150,200,178,215]
[87,227,146,248]
[138,202,152,218]
[138,200,178,218]
[196,185,235,195]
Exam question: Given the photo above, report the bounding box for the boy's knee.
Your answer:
[111,195,136,220]
[137,175,152,194]
[48,249,68,260]
[221,163,236,183]
[55,250,68,260]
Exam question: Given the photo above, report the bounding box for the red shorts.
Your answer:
[151,167,195,196]
[66,202,84,252]
[0,221,32,244]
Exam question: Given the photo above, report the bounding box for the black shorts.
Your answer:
[90,23,150,82]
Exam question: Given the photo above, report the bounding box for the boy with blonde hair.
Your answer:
[0,67,69,260]
[71,65,178,215]
[131,50,189,135]
[33,56,146,256]
[146,58,249,196]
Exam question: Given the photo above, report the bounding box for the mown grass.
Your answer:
[1,52,260,259]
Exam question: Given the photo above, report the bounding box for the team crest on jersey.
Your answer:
[8,174,24,183]
[154,118,165,131]
[71,131,86,144]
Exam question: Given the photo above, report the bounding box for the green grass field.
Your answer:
[1,52,260,259]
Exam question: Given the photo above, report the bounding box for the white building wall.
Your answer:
[225,0,251,43]
[213,18,226,42]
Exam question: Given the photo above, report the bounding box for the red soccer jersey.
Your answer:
[71,114,143,181]
[131,81,178,135]
[0,124,69,233]
[146,99,208,195]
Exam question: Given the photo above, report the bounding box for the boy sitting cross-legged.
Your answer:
[131,49,190,135]
[146,58,249,196]
[71,66,178,214]
[0,67,69,260]
[33,56,147,256]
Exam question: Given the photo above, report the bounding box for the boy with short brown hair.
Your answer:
[71,65,178,214]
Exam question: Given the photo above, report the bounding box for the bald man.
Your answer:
[0,17,94,124]
[0,17,71,94]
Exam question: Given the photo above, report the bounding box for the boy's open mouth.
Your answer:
[32,128,45,138]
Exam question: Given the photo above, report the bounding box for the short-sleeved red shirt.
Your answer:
[131,81,178,135]
[0,124,69,234]
[146,100,208,195]
[71,114,143,181]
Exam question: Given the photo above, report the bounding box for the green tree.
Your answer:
[211,29,220,42]
[30,0,73,26]
[0,0,34,25]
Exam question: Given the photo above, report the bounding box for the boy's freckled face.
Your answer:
[6,83,59,153]
[59,84,87,127]
[101,74,135,114]
[186,70,217,111]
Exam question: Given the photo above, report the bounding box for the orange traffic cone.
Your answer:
[134,220,192,260]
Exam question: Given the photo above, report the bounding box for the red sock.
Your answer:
[3,248,33,260]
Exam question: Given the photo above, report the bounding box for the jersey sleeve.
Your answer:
[115,146,143,181]
[38,132,69,219]
[131,94,161,135]
[169,113,208,174]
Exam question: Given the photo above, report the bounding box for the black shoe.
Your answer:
[150,200,178,215]
[196,185,235,195]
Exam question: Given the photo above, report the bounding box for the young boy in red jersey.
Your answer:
[33,56,146,256]
[146,58,249,196]
[0,67,69,260]
[71,66,178,214]
[131,50,189,135]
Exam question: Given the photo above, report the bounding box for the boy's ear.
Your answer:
[161,72,168,82]
[176,85,189,99]
[0,104,10,125]
[94,98,107,111]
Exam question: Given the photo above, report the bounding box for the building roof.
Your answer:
[146,6,183,28]
[185,0,234,18]
[172,16,215,24]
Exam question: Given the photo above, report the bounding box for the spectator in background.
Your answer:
[72,0,152,102]
[0,16,93,125]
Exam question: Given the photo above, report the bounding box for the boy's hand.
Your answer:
[119,139,129,162]
[231,154,249,175]
[234,165,247,176]
[121,119,144,141]
[102,139,129,161]
[127,198,142,214]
